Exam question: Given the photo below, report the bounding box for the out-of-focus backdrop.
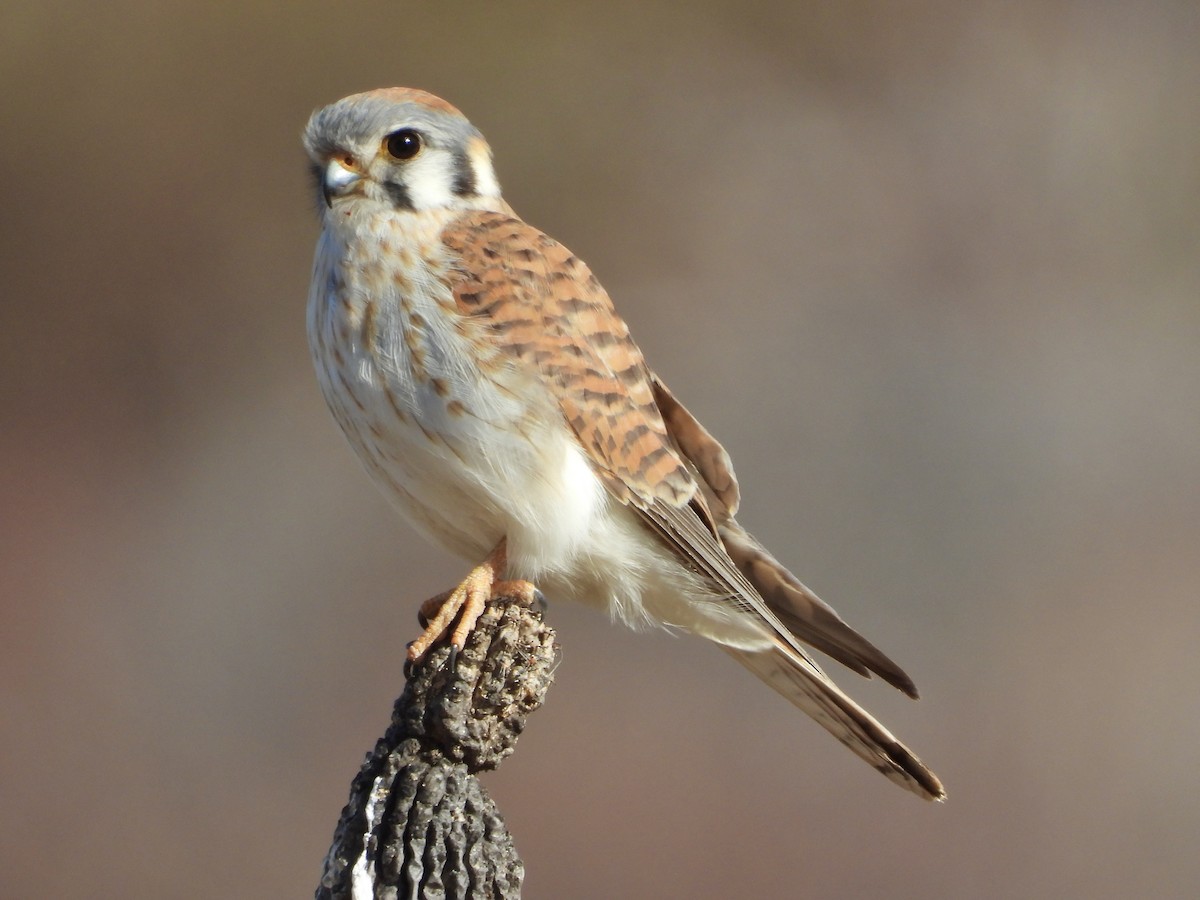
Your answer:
[3,2,1198,897]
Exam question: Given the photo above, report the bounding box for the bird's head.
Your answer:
[303,87,503,216]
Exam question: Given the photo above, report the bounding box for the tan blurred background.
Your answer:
[3,2,1198,897]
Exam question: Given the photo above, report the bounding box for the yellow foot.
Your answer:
[406,539,541,662]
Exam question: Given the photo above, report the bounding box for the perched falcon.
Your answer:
[303,88,944,801]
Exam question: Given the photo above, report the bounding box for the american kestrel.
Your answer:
[304,88,944,801]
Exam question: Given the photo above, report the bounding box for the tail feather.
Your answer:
[725,644,945,801]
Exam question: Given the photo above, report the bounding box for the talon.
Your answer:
[416,588,453,632]
[406,539,511,663]
[408,584,469,661]
[404,539,547,664]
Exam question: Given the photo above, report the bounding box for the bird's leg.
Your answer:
[407,537,542,662]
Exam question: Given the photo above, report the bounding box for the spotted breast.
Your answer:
[308,205,605,570]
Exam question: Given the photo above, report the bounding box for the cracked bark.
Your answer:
[316,595,556,899]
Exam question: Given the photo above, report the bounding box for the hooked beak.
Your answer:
[321,157,362,207]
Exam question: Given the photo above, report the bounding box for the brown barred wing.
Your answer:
[441,210,697,510]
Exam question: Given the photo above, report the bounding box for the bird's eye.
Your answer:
[384,129,422,160]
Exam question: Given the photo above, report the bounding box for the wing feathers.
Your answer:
[720,519,919,697]
[649,373,740,519]
[648,370,921,697]
[440,209,940,797]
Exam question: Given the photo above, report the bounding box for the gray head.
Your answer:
[303,88,503,214]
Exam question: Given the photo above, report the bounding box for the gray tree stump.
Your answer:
[317,595,556,899]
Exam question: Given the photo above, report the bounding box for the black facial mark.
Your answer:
[309,162,326,212]
[451,149,477,197]
[384,180,414,210]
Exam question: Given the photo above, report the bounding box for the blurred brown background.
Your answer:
[3,2,1198,897]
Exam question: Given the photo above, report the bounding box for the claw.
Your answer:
[406,538,542,664]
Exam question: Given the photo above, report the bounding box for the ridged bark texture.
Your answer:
[317,596,556,899]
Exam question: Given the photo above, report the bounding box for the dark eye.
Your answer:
[384,129,422,160]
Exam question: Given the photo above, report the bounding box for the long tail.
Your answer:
[725,643,945,801]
